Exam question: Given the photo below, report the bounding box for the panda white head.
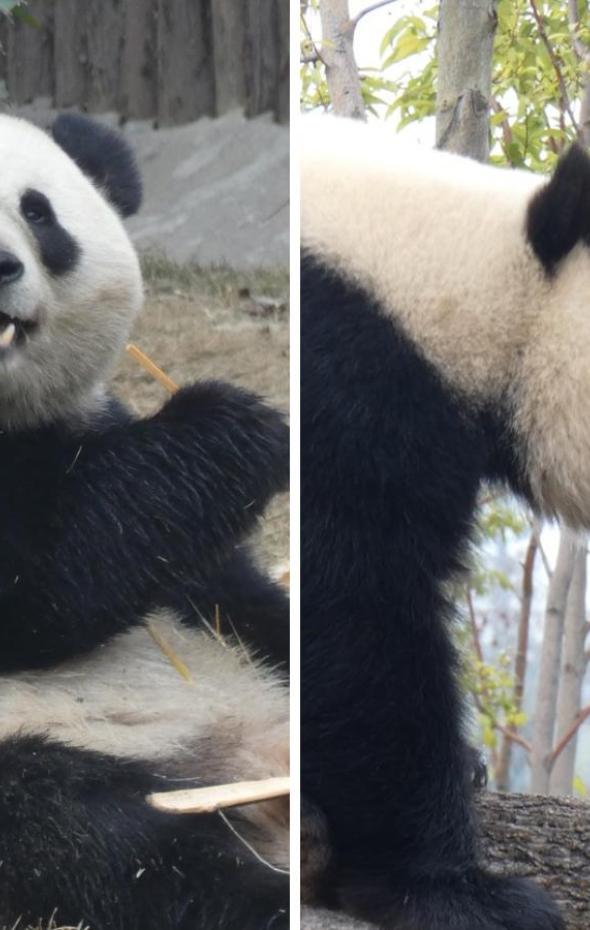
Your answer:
[0,113,142,430]
[301,116,590,529]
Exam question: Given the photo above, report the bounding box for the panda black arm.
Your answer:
[0,381,288,670]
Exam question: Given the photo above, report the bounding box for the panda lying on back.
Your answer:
[0,113,289,929]
[300,116,585,929]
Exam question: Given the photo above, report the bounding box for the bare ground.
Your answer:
[112,255,290,570]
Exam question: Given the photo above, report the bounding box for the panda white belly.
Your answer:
[0,610,289,865]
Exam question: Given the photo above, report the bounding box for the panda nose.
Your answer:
[0,250,23,285]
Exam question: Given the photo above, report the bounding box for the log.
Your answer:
[244,0,281,118]
[302,793,590,930]
[86,0,124,112]
[53,0,88,109]
[155,0,215,126]
[5,0,54,104]
[276,0,289,123]
[479,792,590,928]
[121,0,157,120]
[210,0,247,116]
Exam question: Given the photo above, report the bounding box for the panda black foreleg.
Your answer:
[0,380,289,670]
[303,586,563,930]
[0,734,288,930]
[302,585,562,930]
[176,547,290,668]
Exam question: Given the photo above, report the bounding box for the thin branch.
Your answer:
[547,705,590,769]
[529,0,582,139]
[495,722,533,754]
[491,98,513,151]
[472,690,532,754]
[300,11,327,68]
[350,0,398,30]
[466,585,484,664]
[529,515,552,579]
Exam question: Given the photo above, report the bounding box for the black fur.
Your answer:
[52,113,142,217]
[526,142,590,273]
[20,188,81,275]
[0,734,287,930]
[0,380,289,929]
[300,253,562,929]
[0,381,288,671]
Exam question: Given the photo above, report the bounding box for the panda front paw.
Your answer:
[465,744,488,790]
[155,380,289,496]
[338,871,564,930]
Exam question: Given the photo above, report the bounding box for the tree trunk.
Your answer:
[550,541,588,794]
[319,0,365,120]
[435,0,498,160]
[495,529,537,791]
[531,528,576,793]
[302,793,590,930]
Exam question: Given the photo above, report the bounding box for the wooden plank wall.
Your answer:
[1,0,289,125]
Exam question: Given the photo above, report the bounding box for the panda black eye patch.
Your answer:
[20,189,80,276]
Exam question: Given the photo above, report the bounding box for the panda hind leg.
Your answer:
[0,734,288,930]
[336,870,564,930]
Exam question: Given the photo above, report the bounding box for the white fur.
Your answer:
[302,115,590,527]
[0,609,289,865]
[0,115,142,429]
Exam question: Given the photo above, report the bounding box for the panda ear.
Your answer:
[52,113,142,218]
[526,143,590,273]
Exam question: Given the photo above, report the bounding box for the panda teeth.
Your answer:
[0,322,16,348]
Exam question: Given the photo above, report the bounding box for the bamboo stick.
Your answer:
[148,776,290,814]
[126,342,178,394]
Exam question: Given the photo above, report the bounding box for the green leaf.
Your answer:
[383,33,430,67]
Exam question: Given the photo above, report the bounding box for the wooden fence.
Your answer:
[0,0,289,125]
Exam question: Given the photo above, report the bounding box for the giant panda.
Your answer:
[0,112,289,930]
[300,115,585,929]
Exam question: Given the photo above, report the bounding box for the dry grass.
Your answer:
[112,255,290,568]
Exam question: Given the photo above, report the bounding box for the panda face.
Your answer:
[0,115,142,430]
[302,116,590,528]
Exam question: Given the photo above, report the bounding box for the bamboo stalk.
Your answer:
[148,776,290,814]
[126,342,178,394]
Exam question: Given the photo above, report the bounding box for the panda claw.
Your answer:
[0,322,16,348]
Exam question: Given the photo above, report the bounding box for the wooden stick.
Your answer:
[126,342,178,394]
[148,776,290,814]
